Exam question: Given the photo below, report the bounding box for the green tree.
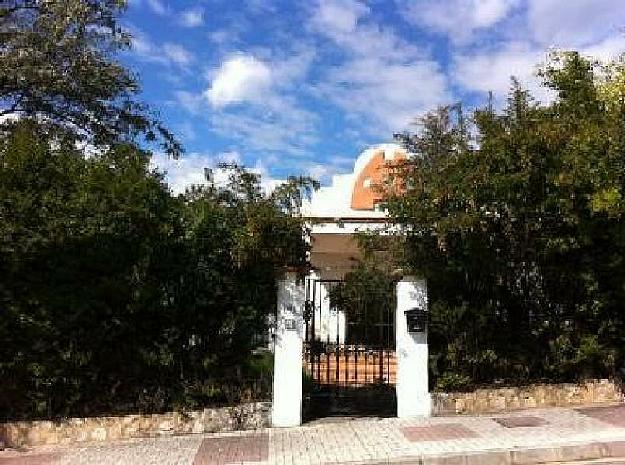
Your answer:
[0,0,317,422]
[387,52,625,389]
[0,120,176,418]
[327,234,398,346]
[329,263,396,346]
[0,120,314,420]
[0,0,180,156]
[141,168,316,409]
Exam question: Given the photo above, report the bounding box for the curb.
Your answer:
[332,440,625,465]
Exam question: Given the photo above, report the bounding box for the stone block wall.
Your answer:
[0,402,271,448]
[2,379,623,448]
[432,379,624,415]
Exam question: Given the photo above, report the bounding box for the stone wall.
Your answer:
[0,402,271,448]
[2,380,623,448]
[432,379,624,415]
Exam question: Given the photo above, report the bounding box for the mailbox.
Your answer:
[405,308,427,333]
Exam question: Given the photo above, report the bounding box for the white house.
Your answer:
[301,143,407,344]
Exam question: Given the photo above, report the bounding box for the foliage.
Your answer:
[387,52,625,388]
[0,120,311,420]
[0,0,317,421]
[0,0,181,156]
[328,245,396,346]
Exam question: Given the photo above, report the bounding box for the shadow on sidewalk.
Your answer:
[303,384,396,423]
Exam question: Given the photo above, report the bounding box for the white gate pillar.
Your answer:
[395,276,431,417]
[272,271,305,427]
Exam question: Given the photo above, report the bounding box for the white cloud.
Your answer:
[162,43,194,66]
[151,151,284,194]
[310,1,419,60]
[179,7,204,28]
[271,48,317,85]
[130,32,153,56]
[528,0,625,48]
[310,0,450,134]
[318,58,450,133]
[281,154,355,185]
[472,0,518,28]
[450,0,625,105]
[209,101,319,155]
[453,42,554,104]
[397,0,520,42]
[245,0,278,14]
[173,90,203,114]
[210,28,241,46]
[203,48,318,154]
[582,36,625,62]
[205,55,273,108]
[310,0,369,35]
[146,0,166,15]
[150,151,242,194]
[130,29,195,68]
[301,162,344,184]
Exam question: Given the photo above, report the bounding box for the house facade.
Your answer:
[272,143,430,427]
[300,143,407,343]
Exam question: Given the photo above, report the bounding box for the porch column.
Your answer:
[395,276,431,417]
[272,271,305,427]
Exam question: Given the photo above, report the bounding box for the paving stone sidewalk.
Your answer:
[4,405,625,465]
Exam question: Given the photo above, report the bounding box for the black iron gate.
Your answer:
[303,278,396,418]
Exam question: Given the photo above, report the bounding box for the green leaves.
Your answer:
[0,121,309,420]
[389,52,625,388]
[0,0,181,157]
[0,1,309,421]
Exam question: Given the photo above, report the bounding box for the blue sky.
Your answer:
[121,0,625,192]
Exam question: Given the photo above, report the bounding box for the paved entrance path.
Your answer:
[4,405,625,465]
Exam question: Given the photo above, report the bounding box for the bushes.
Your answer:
[388,52,625,389]
[0,121,310,420]
[0,1,311,421]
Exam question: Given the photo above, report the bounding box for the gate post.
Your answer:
[272,271,305,427]
[395,276,431,417]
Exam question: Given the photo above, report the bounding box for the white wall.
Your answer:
[306,274,346,344]
[272,272,305,427]
[396,277,431,417]
[301,143,405,220]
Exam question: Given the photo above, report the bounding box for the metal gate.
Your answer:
[303,278,396,418]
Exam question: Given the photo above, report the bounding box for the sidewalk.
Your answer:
[3,404,625,465]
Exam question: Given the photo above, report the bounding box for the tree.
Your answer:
[0,120,176,418]
[0,0,321,421]
[329,264,395,346]
[0,120,315,420]
[387,52,625,389]
[143,168,316,409]
[0,0,181,156]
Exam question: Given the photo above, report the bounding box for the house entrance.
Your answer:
[303,278,396,419]
[272,145,431,427]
